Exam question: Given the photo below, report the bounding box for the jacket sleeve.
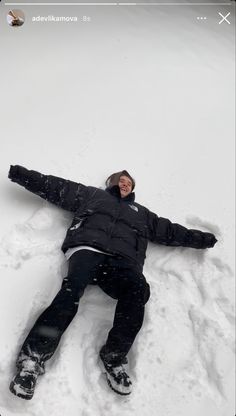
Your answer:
[8,165,87,212]
[147,210,217,249]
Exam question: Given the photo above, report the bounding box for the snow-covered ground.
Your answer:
[0,1,235,415]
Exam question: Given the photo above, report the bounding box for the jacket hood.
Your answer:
[105,170,135,191]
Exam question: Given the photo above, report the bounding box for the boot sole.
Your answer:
[99,358,132,396]
[9,381,34,400]
[106,376,131,396]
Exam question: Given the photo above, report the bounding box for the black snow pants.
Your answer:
[17,250,150,367]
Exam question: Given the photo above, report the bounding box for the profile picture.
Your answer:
[7,9,25,27]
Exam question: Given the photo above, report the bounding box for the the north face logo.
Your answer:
[129,204,138,212]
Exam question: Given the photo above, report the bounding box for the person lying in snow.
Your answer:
[8,165,217,399]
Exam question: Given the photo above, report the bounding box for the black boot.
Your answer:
[9,356,44,400]
[99,347,132,395]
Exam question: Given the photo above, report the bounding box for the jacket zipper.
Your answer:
[108,200,121,237]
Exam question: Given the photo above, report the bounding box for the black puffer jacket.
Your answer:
[8,165,217,272]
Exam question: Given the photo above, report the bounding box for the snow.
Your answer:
[0,1,235,416]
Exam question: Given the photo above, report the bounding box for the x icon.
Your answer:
[218,12,231,25]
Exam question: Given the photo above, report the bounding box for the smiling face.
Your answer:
[118,175,133,198]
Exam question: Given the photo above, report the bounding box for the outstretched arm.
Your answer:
[8,165,87,212]
[147,211,217,249]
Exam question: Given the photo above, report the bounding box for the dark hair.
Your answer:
[105,170,135,190]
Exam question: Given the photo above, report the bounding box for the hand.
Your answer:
[8,165,19,180]
[204,233,217,248]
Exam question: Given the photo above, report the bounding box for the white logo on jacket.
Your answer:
[129,204,139,212]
